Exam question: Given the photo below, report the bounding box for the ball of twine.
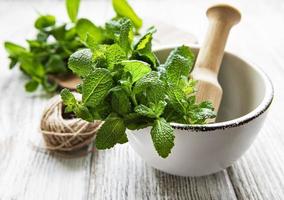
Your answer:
[40,94,102,152]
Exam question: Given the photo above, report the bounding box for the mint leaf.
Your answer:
[133,71,159,94]
[19,56,45,80]
[162,46,195,85]
[145,81,165,104]
[112,0,142,30]
[46,55,67,74]
[76,18,104,43]
[120,60,151,83]
[166,84,188,114]
[82,68,113,108]
[68,49,95,77]
[106,18,133,54]
[25,80,39,92]
[49,24,66,41]
[35,15,56,30]
[61,88,77,111]
[95,114,127,149]
[61,89,94,121]
[4,42,27,57]
[42,77,58,93]
[132,27,159,68]
[111,87,131,115]
[124,113,153,130]
[106,44,127,70]
[135,101,166,119]
[66,0,80,22]
[151,118,175,158]
[73,104,94,122]
[134,104,156,118]
[188,101,216,124]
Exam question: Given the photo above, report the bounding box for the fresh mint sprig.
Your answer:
[61,21,216,158]
[4,0,142,93]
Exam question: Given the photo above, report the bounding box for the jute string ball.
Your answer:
[40,94,102,152]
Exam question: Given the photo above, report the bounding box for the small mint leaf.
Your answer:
[95,115,127,149]
[82,68,113,108]
[25,80,39,92]
[120,60,151,83]
[68,49,95,77]
[66,0,81,22]
[112,0,143,30]
[76,18,104,43]
[151,118,175,158]
[35,15,56,30]
[163,46,195,86]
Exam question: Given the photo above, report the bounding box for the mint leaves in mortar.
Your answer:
[60,21,216,158]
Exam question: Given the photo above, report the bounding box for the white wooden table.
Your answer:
[0,0,284,199]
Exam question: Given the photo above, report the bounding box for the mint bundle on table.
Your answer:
[4,0,142,93]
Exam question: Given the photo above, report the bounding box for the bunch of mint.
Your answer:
[4,0,142,93]
[61,20,216,158]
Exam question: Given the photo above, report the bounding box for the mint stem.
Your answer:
[131,94,138,106]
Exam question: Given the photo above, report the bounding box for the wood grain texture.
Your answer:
[0,0,284,200]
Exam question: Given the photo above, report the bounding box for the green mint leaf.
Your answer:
[19,55,45,80]
[46,55,67,74]
[61,89,94,121]
[68,49,95,77]
[76,18,104,43]
[133,71,159,94]
[42,77,58,92]
[61,88,77,110]
[166,84,188,114]
[36,31,49,42]
[162,45,195,85]
[124,113,153,130]
[4,42,27,57]
[151,118,175,158]
[112,0,142,30]
[120,60,151,83]
[8,57,18,69]
[82,68,113,108]
[135,101,166,119]
[73,104,94,122]
[133,71,165,104]
[145,81,165,104]
[150,101,167,117]
[106,18,133,54]
[132,27,159,68]
[91,45,108,67]
[49,24,66,41]
[95,114,127,149]
[35,15,56,30]
[66,0,81,22]
[25,80,39,92]
[134,27,156,50]
[111,87,131,115]
[188,101,216,124]
[134,104,156,118]
[105,44,127,70]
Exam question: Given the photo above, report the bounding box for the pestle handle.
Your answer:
[192,4,241,118]
[195,4,241,74]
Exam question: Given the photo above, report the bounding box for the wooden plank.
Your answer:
[88,144,237,200]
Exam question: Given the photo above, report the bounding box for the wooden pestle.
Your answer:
[191,4,241,120]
